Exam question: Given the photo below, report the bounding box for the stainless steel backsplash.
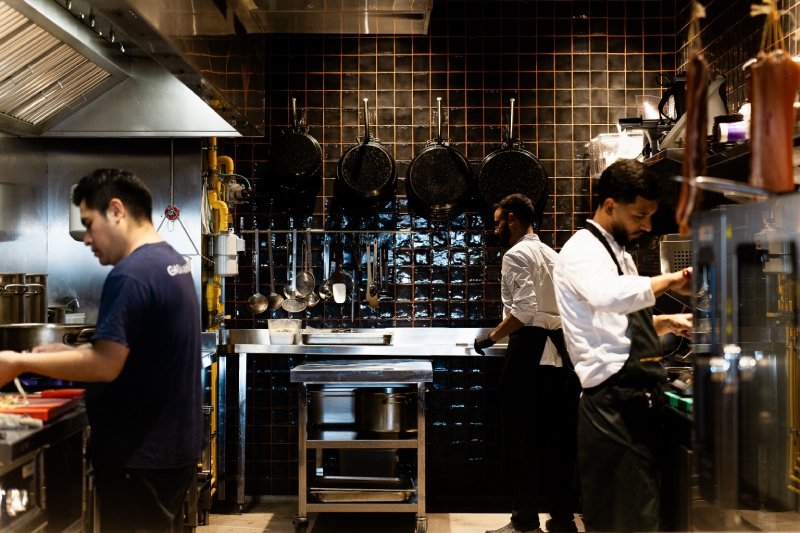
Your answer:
[0,137,203,324]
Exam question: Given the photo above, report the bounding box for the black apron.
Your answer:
[578,224,667,532]
[499,326,577,531]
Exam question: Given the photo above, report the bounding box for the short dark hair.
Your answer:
[72,169,153,223]
[495,193,536,229]
[596,159,660,207]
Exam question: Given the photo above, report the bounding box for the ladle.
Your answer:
[266,229,284,311]
[246,229,268,314]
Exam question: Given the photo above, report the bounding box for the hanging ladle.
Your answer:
[266,229,284,311]
[246,229,268,314]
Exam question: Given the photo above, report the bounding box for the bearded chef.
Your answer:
[475,193,580,533]
[553,159,693,532]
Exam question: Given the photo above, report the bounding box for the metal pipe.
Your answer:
[170,137,174,207]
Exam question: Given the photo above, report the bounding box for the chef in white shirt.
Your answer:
[553,159,692,532]
[475,194,580,533]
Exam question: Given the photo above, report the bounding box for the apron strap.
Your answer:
[585,223,624,276]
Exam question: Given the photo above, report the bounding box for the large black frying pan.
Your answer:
[268,98,323,202]
[476,99,550,220]
[406,97,473,223]
[336,99,397,211]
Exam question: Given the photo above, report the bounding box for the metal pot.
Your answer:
[0,274,26,325]
[0,324,95,352]
[309,389,356,426]
[356,387,417,434]
[24,274,47,324]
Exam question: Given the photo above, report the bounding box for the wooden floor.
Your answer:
[197,498,585,533]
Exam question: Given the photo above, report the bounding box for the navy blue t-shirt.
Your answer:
[87,242,202,469]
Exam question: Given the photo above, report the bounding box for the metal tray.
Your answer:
[301,331,394,345]
[309,476,415,503]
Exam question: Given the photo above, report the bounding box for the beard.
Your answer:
[610,221,631,247]
[500,223,513,248]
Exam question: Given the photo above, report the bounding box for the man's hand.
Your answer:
[651,267,693,298]
[654,313,693,338]
[0,351,21,387]
[474,335,496,355]
[670,268,693,295]
[32,344,74,353]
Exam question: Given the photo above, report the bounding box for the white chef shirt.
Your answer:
[553,220,656,388]
[501,233,563,367]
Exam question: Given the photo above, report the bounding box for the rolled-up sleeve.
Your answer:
[503,253,538,324]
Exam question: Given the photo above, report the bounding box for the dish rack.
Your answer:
[290,360,432,533]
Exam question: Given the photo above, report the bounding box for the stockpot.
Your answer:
[24,274,47,324]
[0,323,94,352]
[356,387,417,434]
[0,274,26,325]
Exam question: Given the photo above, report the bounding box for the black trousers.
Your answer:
[499,331,580,532]
[94,464,195,533]
[577,384,665,532]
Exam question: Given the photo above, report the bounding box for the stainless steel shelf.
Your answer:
[306,502,418,513]
[306,428,418,448]
[305,492,419,513]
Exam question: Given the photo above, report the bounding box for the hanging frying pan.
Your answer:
[476,99,550,220]
[268,98,324,207]
[406,97,473,223]
[268,98,323,187]
[336,98,397,211]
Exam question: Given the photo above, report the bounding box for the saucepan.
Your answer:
[0,323,95,352]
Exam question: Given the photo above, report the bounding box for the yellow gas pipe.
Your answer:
[204,137,229,331]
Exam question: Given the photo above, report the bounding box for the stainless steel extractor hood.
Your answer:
[0,0,128,136]
[249,0,434,34]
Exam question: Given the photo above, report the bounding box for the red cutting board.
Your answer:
[0,396,81,421]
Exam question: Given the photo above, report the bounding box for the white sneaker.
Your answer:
[485,522,543,533]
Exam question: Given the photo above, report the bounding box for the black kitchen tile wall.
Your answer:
[219,0,681,499]
[676,0,800,112]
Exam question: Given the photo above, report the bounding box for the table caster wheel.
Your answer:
[415,518,427,533]
[293,516,309,533]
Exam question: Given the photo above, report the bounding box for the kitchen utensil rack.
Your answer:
[237,229,414,234]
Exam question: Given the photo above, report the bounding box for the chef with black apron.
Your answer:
[475,193,580,533]
[553,159,692,532]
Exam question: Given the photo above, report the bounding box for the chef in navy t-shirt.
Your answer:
[0,168,202,533]
[89,241,202,469]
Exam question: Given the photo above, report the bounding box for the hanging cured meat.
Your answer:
[749,50,800,193]
[675,50,708,236]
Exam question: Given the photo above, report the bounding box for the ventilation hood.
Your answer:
[249,0,434,34]
[0,0,128,136]
[0,0,254,137]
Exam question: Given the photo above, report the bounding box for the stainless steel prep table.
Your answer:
[215,327,506,509]
[290,360,432,533]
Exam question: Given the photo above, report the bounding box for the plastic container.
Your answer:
[268,319,301,345]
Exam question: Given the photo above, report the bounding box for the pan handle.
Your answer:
[63,328,95,345]
[437,97,442,142]
[1,284,27,295]
[509,98,516,140]
[291,98,298,131]
[363,98,370,142]
[24,283,45,296]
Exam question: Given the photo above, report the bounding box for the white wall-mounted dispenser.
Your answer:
[69,184,85,242]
